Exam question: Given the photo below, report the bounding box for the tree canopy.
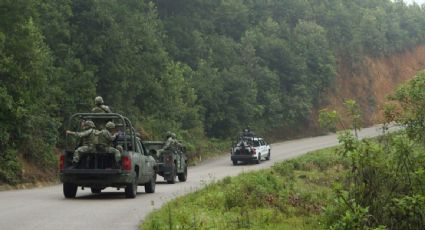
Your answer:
[1,0,425,183]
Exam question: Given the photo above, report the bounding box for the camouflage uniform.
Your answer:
[92,96,112,113]
[158,131,175,156]
[171,133,183,150]
[67,120,96,163]
[96,121,121,162]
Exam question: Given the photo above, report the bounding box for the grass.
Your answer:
[141,146,349,230]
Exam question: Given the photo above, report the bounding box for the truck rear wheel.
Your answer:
[63,183,77,198]
[177,165,187,182]
[166,163,176,184]
[125,175,137,198]
[145,173,156,193]
[266,150,271,160]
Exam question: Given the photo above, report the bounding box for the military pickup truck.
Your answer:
[230,130,271,165]
[59,113,157,198]
[143,140,188,184]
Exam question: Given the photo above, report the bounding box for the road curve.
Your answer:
[0,125,391,230]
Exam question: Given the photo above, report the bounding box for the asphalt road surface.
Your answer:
[0,125,393,230]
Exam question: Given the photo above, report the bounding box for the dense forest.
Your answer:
[1,0,425,183]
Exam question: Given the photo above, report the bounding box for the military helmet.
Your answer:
[106,121,115,129]
[166,131,172,138]
[171,133,176,138]
[95,96,104,105]
[85,120,95,128]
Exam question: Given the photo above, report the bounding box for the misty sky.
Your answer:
[403,0,425,4]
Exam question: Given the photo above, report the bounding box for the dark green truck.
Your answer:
[59,113,157,198]
[143,140,188,184]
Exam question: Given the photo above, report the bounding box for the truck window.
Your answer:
[134,140,141,153]
[136,140,146,155]
[253,140,260,147]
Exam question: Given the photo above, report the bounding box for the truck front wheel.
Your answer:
[63,183,77,198]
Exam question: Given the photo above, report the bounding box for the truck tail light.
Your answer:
[59,155,65,171]
[122,156,132,170]
[251,148,256,155]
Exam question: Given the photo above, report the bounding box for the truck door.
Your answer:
[259,139,266,158]
[137,140,153,182]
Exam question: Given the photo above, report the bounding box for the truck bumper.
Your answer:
[231,155,257,162]
[60,169,134,187]
[157,163,173,176]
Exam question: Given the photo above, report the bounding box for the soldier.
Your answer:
[96,121,121,164]
[66,120,97,164]
[242,127,254,137]
[158,131,175,156]
[171,132,183,150]
[92,96,112,113]
[164,131,176,150]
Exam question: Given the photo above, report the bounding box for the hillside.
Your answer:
[323,45,425,127]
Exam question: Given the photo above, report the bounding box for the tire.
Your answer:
[166,163,177,184]
[232,160,238,166]
[265,150,271,160]
[256,154,261,164]
[145,173,156,193]
[91,188,101,194]
[63,183,77,198]
[178,165,187,182]
[125,174,137,198]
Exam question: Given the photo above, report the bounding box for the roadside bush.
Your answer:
[325,131,425,229]
[0,148,22,184]
[393,71,425,144]
[385,195,425,229]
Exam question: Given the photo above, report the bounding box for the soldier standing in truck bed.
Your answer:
[162,131,175,151]
[92,96,112,113]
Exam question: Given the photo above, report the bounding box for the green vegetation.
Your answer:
[142,147,344,230]
[2,0,425,184]
[142,72,425,229]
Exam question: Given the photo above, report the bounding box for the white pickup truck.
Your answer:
[230,136,271,165]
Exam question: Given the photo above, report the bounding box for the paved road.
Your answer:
[0,125,392,230]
